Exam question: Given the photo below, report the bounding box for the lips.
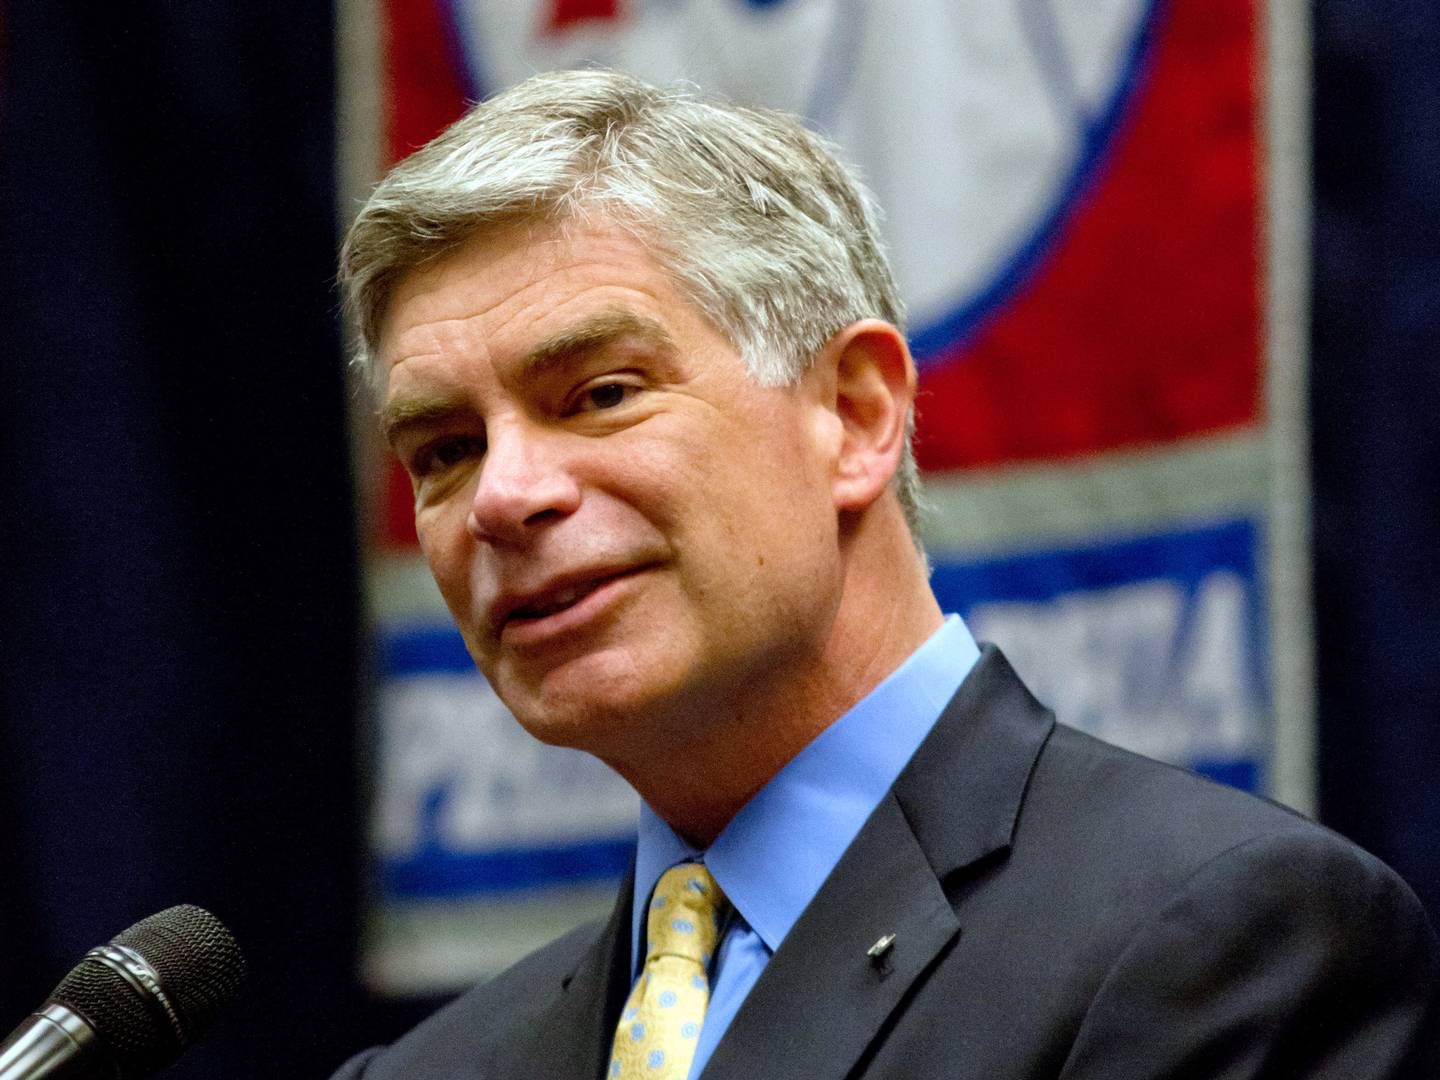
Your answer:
[493,567,645,635]
[511,576,617,620]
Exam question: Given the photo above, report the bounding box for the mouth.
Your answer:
[495,566,650,643]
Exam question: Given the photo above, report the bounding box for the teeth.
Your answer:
[546,585,585,610]
[522,581,594,619]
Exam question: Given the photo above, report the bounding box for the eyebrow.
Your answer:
[518,308,677,379]
[380,308,677,445]
[380,395,471,447]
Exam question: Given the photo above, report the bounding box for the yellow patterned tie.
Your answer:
[609,863,725,1080]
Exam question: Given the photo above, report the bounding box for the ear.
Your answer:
[811,320,916,514]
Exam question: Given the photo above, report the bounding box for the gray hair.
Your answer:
[339,67,923,531]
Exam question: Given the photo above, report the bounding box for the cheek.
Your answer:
[415,506,474,598]
[414,509,446,570]
[638,416,822,558]
[587,434,696,534]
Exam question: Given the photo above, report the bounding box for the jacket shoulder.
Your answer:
[1039,733,1440,1076]
[939,718,1438,1076]
[992,719,1434,962]
[1038,721,1320,849]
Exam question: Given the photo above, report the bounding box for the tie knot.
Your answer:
[645,863,724,965]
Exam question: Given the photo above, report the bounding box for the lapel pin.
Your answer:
[867,933,896,961]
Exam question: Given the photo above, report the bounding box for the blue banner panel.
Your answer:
[931,519,1268,790]
[383,836,637,899]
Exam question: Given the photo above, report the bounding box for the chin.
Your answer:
[496,646,684,755]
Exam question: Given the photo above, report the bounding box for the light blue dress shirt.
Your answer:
[629,615,981,1079]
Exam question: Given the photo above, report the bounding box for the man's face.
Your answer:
[378,222,844,765]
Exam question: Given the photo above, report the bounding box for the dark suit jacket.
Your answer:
[333,648,1440,1078]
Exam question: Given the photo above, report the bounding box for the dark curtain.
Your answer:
[0,3,389,1076]
[1312,2,1440,922]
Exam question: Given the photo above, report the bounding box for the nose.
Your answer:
[466,422,581,543]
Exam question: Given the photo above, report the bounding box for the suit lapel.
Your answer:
[699,646,1054,1080]
[513,867,634,1079]
[890,645,1056,880]
[698,792,959,1080]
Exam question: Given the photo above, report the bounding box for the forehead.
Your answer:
[377,221,702,379]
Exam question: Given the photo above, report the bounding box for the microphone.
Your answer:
[0,905,245,1079]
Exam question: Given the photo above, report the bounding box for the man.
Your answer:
[333,69,1437,1078]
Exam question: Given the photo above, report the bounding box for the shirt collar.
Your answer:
[632,614,980,972]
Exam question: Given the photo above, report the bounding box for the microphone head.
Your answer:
[45,905,246,1077]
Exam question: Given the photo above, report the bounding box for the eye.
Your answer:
[572,379,640,413]
[413,435,485,476]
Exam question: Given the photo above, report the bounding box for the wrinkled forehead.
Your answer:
[374,218,754,421]
[389,214,668,320]
[374,216,738,389]
[377,221,578,353]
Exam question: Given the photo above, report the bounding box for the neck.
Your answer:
[614,508,943,846]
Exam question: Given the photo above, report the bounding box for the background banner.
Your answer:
[362,0,1311,994]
